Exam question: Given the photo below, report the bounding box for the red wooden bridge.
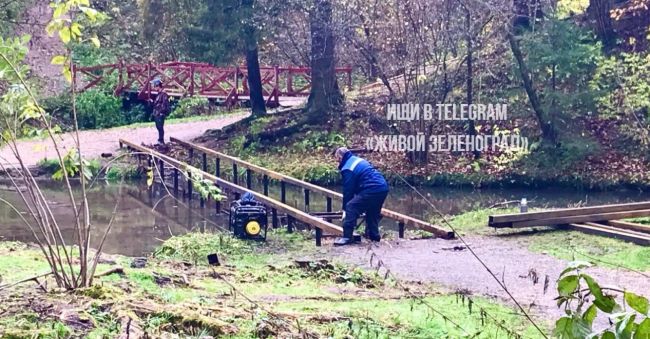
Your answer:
[73,61,353,108]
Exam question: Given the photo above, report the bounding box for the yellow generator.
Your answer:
[229,192,268,241]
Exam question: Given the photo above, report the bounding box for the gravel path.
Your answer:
[331,235,649,332]
[0,113,247,167]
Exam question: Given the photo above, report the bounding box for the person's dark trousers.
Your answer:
[154,116,165,143]
[342,190,389,240]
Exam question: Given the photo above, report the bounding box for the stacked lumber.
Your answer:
[488,202,650,245]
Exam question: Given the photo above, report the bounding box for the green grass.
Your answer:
[526,230,650,271]
[0,242,51,283]
[274,295,546,338]
[0,232,552,338]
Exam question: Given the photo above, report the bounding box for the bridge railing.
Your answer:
[73,61,353,108]
[169,137,455,239]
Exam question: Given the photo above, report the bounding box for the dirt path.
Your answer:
[0,113,247,167]
[331,235,649,331]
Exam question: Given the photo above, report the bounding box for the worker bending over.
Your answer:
[334,147,389,246]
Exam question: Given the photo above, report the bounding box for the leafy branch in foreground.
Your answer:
[0,0,108,290]
[554,261,649,338]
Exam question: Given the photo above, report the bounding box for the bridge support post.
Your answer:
[304,189,310,212]
[215,185,221,214]
[326,197,333,222]
[398,221,405,239]
[315,228,322,247]
[158,159,165,181]
[246,169,252,189]
[202,153,207,172]
[187,172,193,200]
[263,175,269,196]
[173,168,179,194]
[287,215,294,233]
[280,181,286,203]
[232,163,238,185]
[272,208,278,228]
[189,148,194,163]
[215,158,220,178]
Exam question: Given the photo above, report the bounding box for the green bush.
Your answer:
[76,89,124,129]
[125,103,148,124]
[42,93,73,129]
[590,52,650,145]
[169,97,212,118]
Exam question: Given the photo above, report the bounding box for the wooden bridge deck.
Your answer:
[119,138,454,245]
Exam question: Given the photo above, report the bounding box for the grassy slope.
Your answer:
[0,232,545,338]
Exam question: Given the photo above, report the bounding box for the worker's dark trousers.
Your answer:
[343,190,389,239]
[154,116,165,143]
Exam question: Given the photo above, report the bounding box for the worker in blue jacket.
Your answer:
[334,147,389,246]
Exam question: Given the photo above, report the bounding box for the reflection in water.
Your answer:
[0,179,648,256]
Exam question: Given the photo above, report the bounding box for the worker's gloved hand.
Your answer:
[341,211,346,221]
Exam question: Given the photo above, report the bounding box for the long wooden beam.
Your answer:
[119,139,345,235]
[489,201,650,227]
[507,209,650,228]
[568,223,650,246]
[169,137,454,239]
[605,220,650,234]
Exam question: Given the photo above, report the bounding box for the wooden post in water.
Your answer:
[187,172,193,200]
[304,189,310,212]
[215,184,221,214]
[158,159,165,181]
[263,175,269,196]
[173,168,179,194]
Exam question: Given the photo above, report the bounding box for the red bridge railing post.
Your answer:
[189,64,195,96]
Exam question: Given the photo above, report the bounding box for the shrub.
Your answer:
[169,97,212,118]
[590,52,650,145]
[76,89,124,129]
[125,103,148,124]
[41,93,73,129]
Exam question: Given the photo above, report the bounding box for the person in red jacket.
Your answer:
[151,79,170,145]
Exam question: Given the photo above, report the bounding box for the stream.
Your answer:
[1,179,648,256]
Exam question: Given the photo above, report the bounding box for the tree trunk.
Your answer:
[242,0,266,117]
[507,32,557,143]
[587,0,617,52]
[306,0,343,122]
[245,42,267,117]
[466,10,480,159]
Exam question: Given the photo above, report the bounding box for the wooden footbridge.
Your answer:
[75,61,353,108]
[119,138,454,245]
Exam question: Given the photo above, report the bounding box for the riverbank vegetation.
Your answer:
[0,232,544,338]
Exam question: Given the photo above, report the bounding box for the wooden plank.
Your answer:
[119,139,345,236]
[508,209,650,228]
[169,137,454,239]
[489,201,650,227]
[605,220,650,234]
[568,223,650,246]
